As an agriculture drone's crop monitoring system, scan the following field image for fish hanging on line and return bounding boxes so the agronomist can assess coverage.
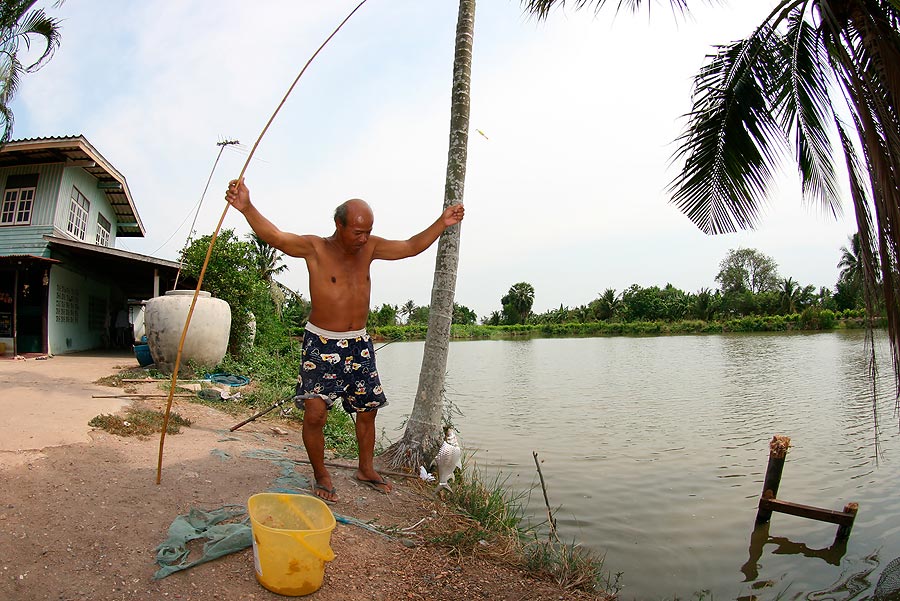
[432,427,462,493]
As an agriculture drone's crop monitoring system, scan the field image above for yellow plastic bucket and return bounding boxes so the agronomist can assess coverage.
[248,493,336,596]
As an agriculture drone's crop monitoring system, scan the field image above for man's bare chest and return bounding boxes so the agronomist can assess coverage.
[310,248,371,287]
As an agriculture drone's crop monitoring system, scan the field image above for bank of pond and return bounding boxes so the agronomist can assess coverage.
[371,308,872,341]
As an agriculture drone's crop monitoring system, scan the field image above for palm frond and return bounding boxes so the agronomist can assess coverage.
[520,0,690,20]
[0,103,13,145]
[835,49,900,388]
[668,25,788,234]
[10,8,60,71]
[0,55,22,105]
[779,10,841,216]
[0,3,60,146]
[852,1,900,115]
[0,2,39,30]
[521,0,605,19]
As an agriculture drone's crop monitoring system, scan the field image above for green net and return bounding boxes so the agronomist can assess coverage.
[153,505,251,580]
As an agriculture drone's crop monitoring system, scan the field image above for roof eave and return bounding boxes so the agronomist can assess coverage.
[2,135,146,237]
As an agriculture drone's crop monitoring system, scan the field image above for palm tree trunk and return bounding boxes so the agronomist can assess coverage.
[384,0,475,469]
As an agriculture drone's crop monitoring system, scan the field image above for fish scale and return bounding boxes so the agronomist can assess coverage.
[433,429,462,491]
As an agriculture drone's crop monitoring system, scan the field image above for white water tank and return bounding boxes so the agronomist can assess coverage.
[144,290,231,373]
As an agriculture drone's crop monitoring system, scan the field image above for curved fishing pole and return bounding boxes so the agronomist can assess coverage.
[156,0,371,484]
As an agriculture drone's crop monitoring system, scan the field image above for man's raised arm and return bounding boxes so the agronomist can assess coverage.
[225,180,313,257]
[373,204,465,261]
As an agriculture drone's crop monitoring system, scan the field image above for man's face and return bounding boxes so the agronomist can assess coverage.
[337,203,374,253]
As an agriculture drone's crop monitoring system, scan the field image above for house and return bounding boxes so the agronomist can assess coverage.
[0,135,182,356]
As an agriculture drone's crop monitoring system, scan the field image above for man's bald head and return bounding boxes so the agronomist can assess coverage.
[334,198,373,226]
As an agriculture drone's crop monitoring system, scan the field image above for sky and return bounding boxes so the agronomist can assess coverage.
[11,0,859,319]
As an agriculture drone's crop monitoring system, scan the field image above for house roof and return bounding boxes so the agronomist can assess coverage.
[44,235,184,299]
[0,135,145,237]
[0,254,60,264]
[44,235,179,269]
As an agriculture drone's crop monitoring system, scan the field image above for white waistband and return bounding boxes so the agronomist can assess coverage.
[305,322,367,339]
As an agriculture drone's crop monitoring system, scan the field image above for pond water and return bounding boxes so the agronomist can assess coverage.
[373,330,900,600]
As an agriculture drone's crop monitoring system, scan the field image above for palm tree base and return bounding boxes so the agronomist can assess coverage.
[382,429,444,471]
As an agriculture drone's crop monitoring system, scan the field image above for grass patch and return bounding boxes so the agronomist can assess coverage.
[322,409,361,458]
[439,459,526,548]
[421,456,615,597]
[88,407,191,437]
[98,361,361,457]
[524,537,620,594]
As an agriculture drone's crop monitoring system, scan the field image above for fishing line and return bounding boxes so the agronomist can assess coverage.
[156,0,371,484]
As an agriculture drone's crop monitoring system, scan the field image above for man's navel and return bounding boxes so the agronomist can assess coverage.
[331,276,337,283]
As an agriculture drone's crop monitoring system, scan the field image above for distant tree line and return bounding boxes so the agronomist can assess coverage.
[185,231,871,341]
[367,300,478,328]
[480,240,869,327]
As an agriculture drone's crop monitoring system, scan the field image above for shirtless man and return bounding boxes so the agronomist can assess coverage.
[225,179,464,503]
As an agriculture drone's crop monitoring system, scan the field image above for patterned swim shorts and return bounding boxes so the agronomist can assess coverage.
[295,323,388,414]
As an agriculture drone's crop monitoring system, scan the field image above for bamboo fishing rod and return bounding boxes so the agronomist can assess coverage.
[156,0,371,484]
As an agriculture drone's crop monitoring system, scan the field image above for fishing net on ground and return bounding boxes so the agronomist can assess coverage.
[152,505,251,580]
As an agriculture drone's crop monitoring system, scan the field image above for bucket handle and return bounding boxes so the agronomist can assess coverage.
[297,533,335,562]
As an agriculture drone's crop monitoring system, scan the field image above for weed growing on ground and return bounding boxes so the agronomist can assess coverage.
[88,407,191,437]
[442,459,526,547]
[323,410,361,457]
[523,537,621,595]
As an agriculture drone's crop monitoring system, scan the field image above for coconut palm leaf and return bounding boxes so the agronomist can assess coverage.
[520,0,689,20]
[0,0,60,144]
[246,233,287,282]
[835,108,880,303]
[779,11,840,215]
[838,234,861,284]
[668,26,787,234]
[0,6,60,72]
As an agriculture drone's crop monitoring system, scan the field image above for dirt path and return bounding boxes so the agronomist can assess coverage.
[0,352,132,463]
[0,353,605,601]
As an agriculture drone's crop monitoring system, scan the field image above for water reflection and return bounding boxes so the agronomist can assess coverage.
[741,522,849,582]
[806,551,881,601]
[374,331,900,600]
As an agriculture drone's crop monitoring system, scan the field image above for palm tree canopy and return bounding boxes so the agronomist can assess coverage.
[246,232,287,282]
[521,0,689,20]
[0,0,61,144]
[838,232,862,285]
[502,282,536,315]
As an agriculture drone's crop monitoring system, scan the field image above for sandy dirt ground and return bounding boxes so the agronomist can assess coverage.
[0,351,604,601]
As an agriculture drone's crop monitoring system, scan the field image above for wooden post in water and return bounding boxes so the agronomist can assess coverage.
[835,502,859,540]
[754,435,859,539]
[755,435,791,526]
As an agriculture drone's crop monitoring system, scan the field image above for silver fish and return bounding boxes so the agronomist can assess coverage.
[433,427,462,492]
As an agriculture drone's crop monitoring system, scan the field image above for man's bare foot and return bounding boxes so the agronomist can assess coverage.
[313,479,339,504]
[354,471,391,494]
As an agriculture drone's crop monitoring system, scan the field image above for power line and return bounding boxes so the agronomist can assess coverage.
[172,139,239,288]
[149,138,241,257]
